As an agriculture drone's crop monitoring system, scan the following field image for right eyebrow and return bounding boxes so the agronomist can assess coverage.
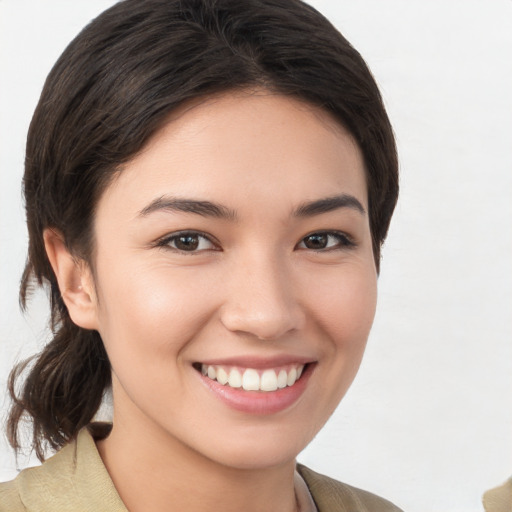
[138,196,238,221]
[293,194,366,217]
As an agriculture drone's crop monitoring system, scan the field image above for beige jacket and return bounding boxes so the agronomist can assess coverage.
[483,478,512,512]
[0,426,403,511]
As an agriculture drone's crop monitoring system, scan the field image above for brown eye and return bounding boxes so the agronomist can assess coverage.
[159,231,216,252]
[298,232,355,251]
[175,234,200,251]
[303,233,329,249]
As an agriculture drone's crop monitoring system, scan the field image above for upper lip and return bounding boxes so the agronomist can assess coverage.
[195,355,316,369]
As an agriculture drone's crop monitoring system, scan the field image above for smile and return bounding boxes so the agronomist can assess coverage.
[200,364,305,392]
[194,359,315,414]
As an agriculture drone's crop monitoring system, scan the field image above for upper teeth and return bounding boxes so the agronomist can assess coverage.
[201,364,304,392]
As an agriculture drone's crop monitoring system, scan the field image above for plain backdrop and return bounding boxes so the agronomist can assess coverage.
[1,1,511,511]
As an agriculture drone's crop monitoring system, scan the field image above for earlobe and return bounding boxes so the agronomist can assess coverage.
[43,228,99,330]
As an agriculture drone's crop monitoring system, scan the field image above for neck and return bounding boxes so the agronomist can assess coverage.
[96,413,298,512]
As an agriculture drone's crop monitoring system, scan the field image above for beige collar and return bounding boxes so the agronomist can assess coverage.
[294,468,319,512]
[17,425,127,511]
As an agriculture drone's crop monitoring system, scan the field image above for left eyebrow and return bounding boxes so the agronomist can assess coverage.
[293,194,366,217]
[138,196,237,220]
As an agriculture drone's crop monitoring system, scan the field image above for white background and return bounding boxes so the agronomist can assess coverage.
[1,1,511,511]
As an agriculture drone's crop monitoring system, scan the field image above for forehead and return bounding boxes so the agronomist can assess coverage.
[97,91,367,220]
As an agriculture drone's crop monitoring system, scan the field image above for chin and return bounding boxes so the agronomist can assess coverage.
[191,423,318,471]
[208,444,302,471]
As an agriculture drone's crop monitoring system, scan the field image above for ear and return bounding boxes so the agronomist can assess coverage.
[43,228,99,330]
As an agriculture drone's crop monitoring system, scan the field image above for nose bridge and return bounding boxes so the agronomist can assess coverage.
[220,248,304,340]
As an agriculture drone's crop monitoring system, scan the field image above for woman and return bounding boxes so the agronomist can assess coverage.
[0,0,400,510]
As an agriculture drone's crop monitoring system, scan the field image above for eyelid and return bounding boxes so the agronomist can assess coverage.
[296,230,357,250]
[155,230,220,252]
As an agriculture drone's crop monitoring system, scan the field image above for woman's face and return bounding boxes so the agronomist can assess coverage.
[88,92,377,469]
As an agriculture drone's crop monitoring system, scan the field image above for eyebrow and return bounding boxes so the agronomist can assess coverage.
[138,196,237,220]
[138,193,365,220]
[294,194,366,217]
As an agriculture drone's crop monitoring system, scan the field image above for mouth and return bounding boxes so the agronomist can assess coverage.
[192,360,314,414]
[194,363,306,392]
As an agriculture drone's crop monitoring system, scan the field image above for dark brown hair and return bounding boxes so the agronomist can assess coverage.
[8,0,398,461]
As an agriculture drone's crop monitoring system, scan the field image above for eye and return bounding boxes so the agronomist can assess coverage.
[158,231,217,252]
[297,231,355,251]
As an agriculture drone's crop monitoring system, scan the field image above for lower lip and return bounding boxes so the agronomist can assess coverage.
[198,364,314,415]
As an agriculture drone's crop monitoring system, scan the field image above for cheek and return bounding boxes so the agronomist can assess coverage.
[306,263,377,349]
[94,262,218,360]
[296,264,377,436]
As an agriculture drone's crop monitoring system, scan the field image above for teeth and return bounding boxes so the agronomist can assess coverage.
[200,364,305,392]
[242,369,260,391]
[217,367,229,385]
[287,368,297,387]
[228,368,242,388]
[260,369,278,392]
[277,369,288,389]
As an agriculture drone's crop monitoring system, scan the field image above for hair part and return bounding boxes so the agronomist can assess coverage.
[8,0,398,460]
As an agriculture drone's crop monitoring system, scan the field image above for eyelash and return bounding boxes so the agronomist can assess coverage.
[296,231,356,251]
[156,231,219,253]
[155,230,356,254]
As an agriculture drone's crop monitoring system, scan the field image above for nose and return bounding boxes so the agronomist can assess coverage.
[219,255,305,341]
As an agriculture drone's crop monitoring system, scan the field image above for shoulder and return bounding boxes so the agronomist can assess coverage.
[0,424,125,512]
[0,478,25,512]
[483,477,512,512]
[297,464,404,512]
[0,441,78,512]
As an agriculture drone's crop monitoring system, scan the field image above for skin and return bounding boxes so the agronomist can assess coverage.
[45,91,377,512]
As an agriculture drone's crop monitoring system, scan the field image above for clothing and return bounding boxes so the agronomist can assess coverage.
[483,477,512,512]
[296,465,402,512]
[0,425,403,511]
